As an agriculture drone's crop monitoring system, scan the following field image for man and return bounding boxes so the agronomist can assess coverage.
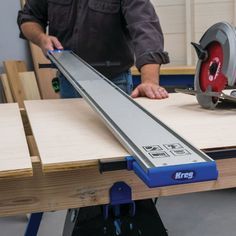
[18,1,169,234]
[18,0,169,99]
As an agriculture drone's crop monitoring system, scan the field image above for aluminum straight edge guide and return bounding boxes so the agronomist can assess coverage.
[48,50,218,188]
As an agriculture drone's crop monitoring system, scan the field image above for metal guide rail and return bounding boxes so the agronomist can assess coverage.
[48,50,218,187]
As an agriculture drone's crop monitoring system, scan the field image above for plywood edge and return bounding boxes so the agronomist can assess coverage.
[42,159,99,173]
[26,135,43,176]
[20,108,32,136]
[41,155,127,173]
[203,146,236,153]
[0,168,33,179]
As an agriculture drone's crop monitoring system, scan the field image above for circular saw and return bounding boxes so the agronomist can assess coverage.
[177,22,236,109]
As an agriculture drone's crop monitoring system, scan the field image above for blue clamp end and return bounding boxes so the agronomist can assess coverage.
[126,156,218,188]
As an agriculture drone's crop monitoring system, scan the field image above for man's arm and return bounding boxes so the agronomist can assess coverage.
[121,0,170,99]
[131,64,168,99]
[18,0,63,55]
[21,22,63,55]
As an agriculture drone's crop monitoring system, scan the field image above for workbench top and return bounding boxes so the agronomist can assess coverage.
[0,92,236,216]
[24,93,236,172]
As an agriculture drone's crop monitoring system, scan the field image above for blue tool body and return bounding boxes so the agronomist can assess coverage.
[127,156,218,188]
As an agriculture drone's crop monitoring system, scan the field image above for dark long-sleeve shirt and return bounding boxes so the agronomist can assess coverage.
[18,0,169,78]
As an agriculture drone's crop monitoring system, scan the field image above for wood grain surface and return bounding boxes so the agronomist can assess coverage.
[0,157,235,217]
[19,72,41,100]
[0,74,14,103]
[25,92,236,172]
[3,61,26,108]
[0,93,235,216]
[29,43,59,99]
[24,99,128,172]
[0,103,32,178]
[136,92,236,150]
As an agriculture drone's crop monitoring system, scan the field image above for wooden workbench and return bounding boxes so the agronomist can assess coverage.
[131,66,196,76]
[131,66,196,89]
[1,93,236,217]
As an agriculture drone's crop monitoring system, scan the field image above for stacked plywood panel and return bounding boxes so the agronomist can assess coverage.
[1,61,41,108]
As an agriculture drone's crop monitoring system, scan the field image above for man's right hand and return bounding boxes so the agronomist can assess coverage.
[38,34,64,56]
[21,22,64,56]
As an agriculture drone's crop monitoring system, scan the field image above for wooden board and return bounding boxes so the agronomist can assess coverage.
[131,66,196,76]
[0,131,235,217]
[29,43,59,99]
[3,61,26,108]
[25,92,236,172]
[0,103,32,178]
[1,71,41,103]
[1,93,236,216]
[24,99,128,172]
[20,0,26,8]
[0,74,14,103]
[1,157,236,217]
[0,132,235,217]
[19,72,41,100]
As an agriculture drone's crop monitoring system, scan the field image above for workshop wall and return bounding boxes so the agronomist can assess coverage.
[152,0,236,66]
[0,0,32,74]
[0,0,235,77]
[0,0,32,102]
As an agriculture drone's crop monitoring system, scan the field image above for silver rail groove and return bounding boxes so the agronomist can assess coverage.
[48,50,215,172]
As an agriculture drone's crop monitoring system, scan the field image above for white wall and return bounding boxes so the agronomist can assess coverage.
[0,0,32,102]
[0,0,32,74]
[151,0,236,66]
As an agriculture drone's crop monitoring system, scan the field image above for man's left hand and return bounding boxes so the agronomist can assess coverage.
[131,82,168,99]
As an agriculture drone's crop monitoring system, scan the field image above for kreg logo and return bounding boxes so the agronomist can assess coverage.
[173,171,195,181]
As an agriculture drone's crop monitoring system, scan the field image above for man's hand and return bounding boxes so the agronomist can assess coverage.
[21,22,63,56]
[131,64,169,99]
[131,82,168,99]
[38,34,63,55]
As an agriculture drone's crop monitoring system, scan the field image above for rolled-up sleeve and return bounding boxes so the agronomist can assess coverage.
[121,0,169,69]
[17,0,48,38]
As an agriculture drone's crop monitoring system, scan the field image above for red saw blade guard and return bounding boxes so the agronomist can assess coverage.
[199,42,228,92]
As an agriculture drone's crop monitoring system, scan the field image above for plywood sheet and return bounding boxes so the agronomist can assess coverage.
[25,93,236,172]
[0,103,32,178]
[136,92,236,150]
[24,99,128,171]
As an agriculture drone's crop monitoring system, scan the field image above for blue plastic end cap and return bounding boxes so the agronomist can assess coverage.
[126,156,218,188]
